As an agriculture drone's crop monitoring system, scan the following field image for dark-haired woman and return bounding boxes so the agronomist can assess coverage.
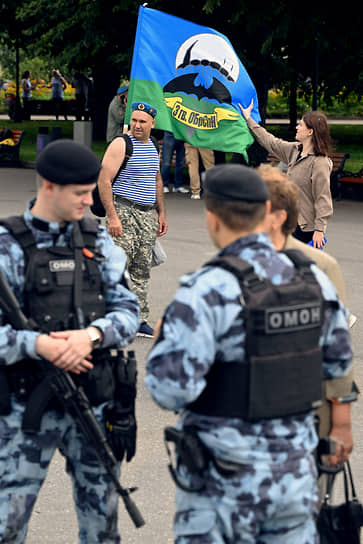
[240,101,333,249]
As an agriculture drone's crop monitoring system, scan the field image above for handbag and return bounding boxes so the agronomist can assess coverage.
[151,239,167,267]
[317,461,363,544]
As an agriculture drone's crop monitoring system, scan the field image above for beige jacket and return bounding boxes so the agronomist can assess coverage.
[284,234,354,435]
[247,118,333,233]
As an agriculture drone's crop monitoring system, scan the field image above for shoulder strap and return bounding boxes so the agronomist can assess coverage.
[282,248,314,268]
[150,135,160,153]
[79,217,99,250]
[0,216,36,263]
[112,133,133,184]
[205,255,268,291]
[72,221,86,328]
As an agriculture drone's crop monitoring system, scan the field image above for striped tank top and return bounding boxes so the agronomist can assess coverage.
[112,135,159,206]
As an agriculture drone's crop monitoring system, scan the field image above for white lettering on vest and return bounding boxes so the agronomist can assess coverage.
[266,304,321,333]
[49,260,75,272]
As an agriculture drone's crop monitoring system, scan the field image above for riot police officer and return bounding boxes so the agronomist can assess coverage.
[145,164,353,543]
[0,140,139,543]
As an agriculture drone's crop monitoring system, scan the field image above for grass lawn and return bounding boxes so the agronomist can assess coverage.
[0,119,362,172]
[0,120,108,162]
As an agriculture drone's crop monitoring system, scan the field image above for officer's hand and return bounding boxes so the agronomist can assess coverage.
[36,334,67,362]
[47,330,94,373]
[108,215,123,238]
[326,402,353,466]
[327,424,353,466]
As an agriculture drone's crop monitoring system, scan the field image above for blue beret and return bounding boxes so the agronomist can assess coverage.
[131,102,157,118]
[117,86,128,95]
[36,140,101,185]
[203,164,269,202]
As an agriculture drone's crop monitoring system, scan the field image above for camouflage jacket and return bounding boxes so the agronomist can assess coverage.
[146,233,353,464]
[0,205,139,366]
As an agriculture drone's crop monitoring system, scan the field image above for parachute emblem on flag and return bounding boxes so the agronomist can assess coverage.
[163,33,240,135]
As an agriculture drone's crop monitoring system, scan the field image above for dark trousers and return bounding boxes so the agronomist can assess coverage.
[293,225,314,244]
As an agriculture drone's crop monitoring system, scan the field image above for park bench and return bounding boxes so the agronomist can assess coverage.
[0,128,25,164]
[333,166,363,199]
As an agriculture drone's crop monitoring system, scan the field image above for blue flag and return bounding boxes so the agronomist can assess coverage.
[126,6,261,158]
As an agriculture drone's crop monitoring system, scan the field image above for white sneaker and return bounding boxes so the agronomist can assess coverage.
[173,186,189,193]
[348,313,358,329]
[191,194,200,199]
[163,186,169,193]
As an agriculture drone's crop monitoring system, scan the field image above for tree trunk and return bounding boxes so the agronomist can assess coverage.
[13,36,23,122]
[92,64,121,141]
[289,73,298,130]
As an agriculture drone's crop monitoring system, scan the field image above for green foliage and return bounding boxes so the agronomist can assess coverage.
[0,50,53,82]
[1,0,362,135]
[267,89,363,118]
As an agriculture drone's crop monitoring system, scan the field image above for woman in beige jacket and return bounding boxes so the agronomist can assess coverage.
[240,101,333,249]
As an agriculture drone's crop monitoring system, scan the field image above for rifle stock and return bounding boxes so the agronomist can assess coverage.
[0,268,145,528]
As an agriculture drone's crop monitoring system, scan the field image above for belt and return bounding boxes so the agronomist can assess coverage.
[114,194,156,212]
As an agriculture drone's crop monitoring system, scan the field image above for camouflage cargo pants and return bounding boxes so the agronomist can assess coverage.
[0,398,120,544]
[110,198,158,323]
[174,454,318,543]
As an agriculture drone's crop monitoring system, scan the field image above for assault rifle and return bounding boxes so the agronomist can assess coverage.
[0,268,145,528]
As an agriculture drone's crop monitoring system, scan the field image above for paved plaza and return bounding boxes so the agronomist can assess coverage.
[0,166,362,543]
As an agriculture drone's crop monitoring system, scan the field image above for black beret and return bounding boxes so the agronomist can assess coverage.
[203,164,269,202]
[36,139,101,185]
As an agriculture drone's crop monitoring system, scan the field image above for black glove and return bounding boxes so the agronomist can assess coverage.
[104,402,137,462]
[114,350,137,406]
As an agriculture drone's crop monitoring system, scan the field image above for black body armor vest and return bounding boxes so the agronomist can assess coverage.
[1,215,105,331]
[189,250,327,421]
[1,216,114,406]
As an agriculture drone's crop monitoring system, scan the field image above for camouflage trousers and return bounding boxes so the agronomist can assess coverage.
[110,198,158,322]
[0,397,120,544]
[173,454,318,543]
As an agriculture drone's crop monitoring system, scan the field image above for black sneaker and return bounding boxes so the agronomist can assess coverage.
[137,322,154,338]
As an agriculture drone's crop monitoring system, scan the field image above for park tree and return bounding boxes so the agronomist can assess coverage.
[2,0,361,134]
[0,0,28,120]
[200,1,362,127]
[16,0,140,137]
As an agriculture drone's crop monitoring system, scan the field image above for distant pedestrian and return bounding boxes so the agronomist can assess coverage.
[45,70,68,121]
[106,86,128,143]
[21,70,34,120]
[71,71,88,121]
[184,143,214,199]
[161,131,188,194]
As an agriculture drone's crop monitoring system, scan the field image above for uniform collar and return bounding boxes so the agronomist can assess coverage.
[24,201,71,235]
[219,232,273,257]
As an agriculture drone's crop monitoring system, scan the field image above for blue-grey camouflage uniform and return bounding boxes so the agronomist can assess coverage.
[145,233,353,544]
[0,206,139,544]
